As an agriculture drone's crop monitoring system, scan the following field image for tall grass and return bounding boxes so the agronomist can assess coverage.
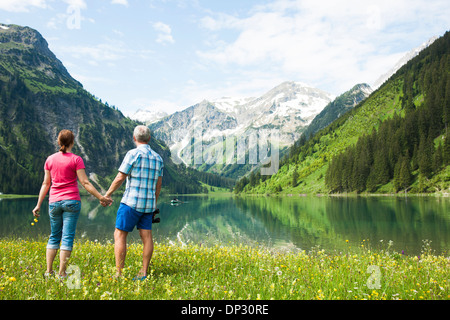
[0,238,448,300]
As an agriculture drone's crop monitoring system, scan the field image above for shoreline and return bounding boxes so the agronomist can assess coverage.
[235,190,450,198]
[0,194,38,199]
[2,191,449,199]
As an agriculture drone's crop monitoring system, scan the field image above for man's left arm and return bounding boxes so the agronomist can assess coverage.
[155,176,162,204]
[105,171,128,199]
[105,150,133,200]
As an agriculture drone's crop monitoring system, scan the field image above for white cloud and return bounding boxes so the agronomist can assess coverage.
[152,21,175,44]
[52,37,136,71]
[153,21,171,34]
[58,42,126,63]
[196,0,450,95]
[63,0,87,10]
[45,0,88,30]
[0,0,87,13]
[199,13,243,31]
[46,13,65,29]
[111,0,128,6]
[71,73,116,87]
[128,98,180,117]
[0,0,48,12]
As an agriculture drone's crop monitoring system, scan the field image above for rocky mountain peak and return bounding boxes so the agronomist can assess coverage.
[1,24,50,53]
[371,36,438,90]
[0,23,78,88]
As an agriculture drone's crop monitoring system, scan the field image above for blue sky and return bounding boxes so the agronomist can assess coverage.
[1,0,449,116]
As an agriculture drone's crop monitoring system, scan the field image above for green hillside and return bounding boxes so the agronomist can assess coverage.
[237,31,449,195]
[301,83,372,141]
[0,24,232,195]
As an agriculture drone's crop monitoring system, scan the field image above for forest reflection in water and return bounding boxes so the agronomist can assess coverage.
[0,195,448,255]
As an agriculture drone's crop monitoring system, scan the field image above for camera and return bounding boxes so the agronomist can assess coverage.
[152,208,160,223]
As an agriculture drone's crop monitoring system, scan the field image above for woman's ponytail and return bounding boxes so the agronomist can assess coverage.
[57,130,75,154]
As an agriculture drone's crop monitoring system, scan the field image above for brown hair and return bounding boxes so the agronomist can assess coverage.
[58,129,75,153]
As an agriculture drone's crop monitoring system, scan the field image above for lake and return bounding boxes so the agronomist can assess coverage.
[0,195,449,256]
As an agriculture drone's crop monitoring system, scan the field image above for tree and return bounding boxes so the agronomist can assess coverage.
[394,155,412,193]
[443,76,450,129]
[433,143,443,173]
[249,171,257,187]
[371,144,391,186]
[292,168,299,187]
[365,168,378,193]
[353,137,372,193]
[234,176,249,193]
[418,134,433,179]
[444,130,450,165]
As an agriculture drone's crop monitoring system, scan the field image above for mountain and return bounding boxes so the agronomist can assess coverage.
[229,81,335,137]
[237,31,450,195]
[372,36,438,90]
[0,23,228,195]
[301,83,372,141]
[131,108,168,124]
[149,81,334,178]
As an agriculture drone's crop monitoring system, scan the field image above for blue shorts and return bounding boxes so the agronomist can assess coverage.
[115,203,153,232]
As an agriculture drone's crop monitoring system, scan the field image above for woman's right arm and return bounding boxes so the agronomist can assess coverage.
[76,169,112,206]
[32,170,51,217]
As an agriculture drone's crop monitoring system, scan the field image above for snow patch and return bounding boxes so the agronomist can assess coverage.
[130,108,168,124]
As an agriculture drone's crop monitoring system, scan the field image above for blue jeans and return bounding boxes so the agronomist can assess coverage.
[47,200,81,251]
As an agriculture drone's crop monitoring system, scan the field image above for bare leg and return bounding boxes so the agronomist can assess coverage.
[59,249,72,276]
[138,229,153,277]
[46,248,58,274]
[114,228,128,277]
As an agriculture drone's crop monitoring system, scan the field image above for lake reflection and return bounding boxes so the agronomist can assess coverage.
[0,195,449,255]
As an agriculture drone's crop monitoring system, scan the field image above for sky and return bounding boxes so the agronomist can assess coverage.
[0,0,449,116]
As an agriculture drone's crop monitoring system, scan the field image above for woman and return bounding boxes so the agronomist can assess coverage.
[32,129,111,277]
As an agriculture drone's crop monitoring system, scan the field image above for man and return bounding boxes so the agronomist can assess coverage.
[104,125,163,279]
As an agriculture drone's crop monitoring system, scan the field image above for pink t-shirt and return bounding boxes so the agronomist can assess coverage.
[44,152,85,203]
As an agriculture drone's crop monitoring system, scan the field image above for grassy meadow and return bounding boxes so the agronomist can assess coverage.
[0,237,448,300]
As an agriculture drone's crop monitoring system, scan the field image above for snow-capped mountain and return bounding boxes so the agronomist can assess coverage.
[238,81,335,131]
[149,81,335,170]
[211,96,255,113]
[130,108,168,124]
[372,36,438,90]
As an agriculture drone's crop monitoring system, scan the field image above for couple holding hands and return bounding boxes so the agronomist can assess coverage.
[32,125,163,280]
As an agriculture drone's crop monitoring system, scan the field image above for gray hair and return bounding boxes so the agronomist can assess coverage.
[133,125,151,143]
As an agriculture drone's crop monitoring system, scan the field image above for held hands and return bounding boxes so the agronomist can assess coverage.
[100,195,113,207]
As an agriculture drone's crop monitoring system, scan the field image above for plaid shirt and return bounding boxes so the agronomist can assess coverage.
[119,144,164,213]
